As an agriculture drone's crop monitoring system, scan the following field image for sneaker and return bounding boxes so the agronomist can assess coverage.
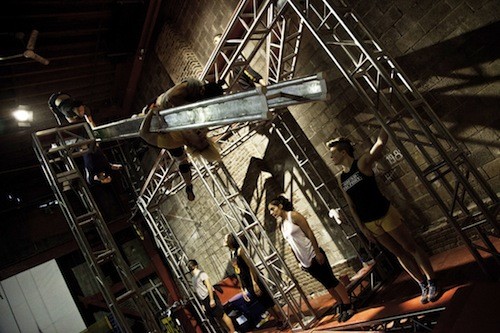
[427,280,441,302]
[255,313,270,328]
[344,305,356,322]
[337,304,345,322]
[338,303,355,322]
[419,280,429,304]
[275,320,288,331]
[186,184,195,201]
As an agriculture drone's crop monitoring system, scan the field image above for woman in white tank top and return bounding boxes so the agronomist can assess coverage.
[268,195,355,322]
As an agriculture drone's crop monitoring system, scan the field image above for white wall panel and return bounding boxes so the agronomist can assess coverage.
[0,260,86,333]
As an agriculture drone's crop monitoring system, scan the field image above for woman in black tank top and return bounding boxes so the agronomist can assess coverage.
[224,233,287,329]
[327,132,440,304]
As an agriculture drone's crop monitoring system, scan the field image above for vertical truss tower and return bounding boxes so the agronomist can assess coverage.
[32,124,161,333]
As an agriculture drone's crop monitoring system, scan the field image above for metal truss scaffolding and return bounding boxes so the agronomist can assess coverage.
[206,0,499,278]
[135,0,498,330]
[32,123,161,333]
[205,0,393,308]
[271,112,394,302]
[136,127,318,330]
[284,0,499,277]
[330,306,445,332]
[137,149,219,333]
[107,139,146,199]
[266,7,304,83]
[191,157,317,330]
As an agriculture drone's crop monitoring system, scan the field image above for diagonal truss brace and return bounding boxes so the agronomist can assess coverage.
[190,157,318,330]
[136,202,219,333]
[284,0,499,277]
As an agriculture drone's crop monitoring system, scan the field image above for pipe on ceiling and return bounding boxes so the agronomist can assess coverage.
[122,0,162,115]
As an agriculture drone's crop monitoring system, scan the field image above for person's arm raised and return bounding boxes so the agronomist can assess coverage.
[359,128,388,173]
[139,108,159,146]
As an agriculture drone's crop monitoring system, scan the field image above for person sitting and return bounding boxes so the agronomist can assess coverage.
[139,78,224,201]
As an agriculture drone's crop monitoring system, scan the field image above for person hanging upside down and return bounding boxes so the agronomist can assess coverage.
[139,78,224,201]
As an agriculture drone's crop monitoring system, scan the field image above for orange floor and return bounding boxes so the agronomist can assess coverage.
[252,239,499,333]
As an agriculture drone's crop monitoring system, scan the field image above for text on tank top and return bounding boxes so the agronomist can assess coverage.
[340,160,390,222]
[281,211,316,268]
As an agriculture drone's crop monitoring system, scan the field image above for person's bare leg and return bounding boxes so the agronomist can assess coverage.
[221,313,236,333]
[333,283,350,304]
[175,153,195,201]
[375,232,425,283]
[388,224,440,303]
[327,287,342,304]
[271,304,285,320]
[269,304,286,323]
[329,283,354,322]
[388,224,436,280]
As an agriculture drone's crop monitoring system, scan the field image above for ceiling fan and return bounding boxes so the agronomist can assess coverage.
[0,30,49,65]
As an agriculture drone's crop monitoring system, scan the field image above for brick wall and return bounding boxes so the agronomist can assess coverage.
[139,0,499,295]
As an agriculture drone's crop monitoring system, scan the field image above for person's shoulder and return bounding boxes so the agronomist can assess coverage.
[357,151,376,175]
[290,210,304,221]
[237,247,248,259]
[358,150,370,161]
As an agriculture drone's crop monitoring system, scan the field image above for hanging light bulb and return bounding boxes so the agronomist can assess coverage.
[13,106,33,127]
[13,109,33,122]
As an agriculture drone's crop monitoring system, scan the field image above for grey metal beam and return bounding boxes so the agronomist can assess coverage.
[92,73,327,141]
[94,87,269,141]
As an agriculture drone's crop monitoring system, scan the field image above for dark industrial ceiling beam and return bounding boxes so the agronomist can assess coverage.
[122,0,162,114]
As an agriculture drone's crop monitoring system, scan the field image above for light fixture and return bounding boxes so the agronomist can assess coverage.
[12,106,33,127]
[13,109,33,122]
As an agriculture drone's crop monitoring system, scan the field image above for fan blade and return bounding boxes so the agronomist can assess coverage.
[23,50,49,65]
[26,30,39,50]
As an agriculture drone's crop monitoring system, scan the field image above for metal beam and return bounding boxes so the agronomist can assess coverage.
[93,73,327,141]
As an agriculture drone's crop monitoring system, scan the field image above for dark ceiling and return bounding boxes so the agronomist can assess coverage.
[0,0,158,211]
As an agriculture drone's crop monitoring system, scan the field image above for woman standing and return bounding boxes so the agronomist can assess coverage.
[224,233,287,330]
[326,129,439,304]
[267,196,355,322]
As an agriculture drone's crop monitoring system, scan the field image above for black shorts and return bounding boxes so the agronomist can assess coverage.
[168,146,185,158]
[302,248,340,290]
[201,294,225,320]
[247,279,275,310]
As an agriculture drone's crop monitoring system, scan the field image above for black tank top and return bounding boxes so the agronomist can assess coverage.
[232,250,252,291]
[341,160,390,222]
